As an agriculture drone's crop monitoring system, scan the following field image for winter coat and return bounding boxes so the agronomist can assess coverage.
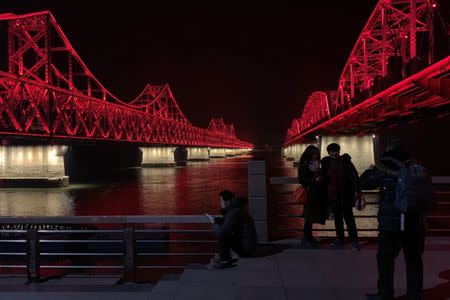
[321,154,359,209]
[359,153,426,232]
[298,161,328,225]
[213,198,257,256]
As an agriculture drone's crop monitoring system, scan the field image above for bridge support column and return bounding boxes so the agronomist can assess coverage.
[320,135,375,174]
[284,144,309,162]
[0,145,68,187]
[225,148,236,157]
[248,160,267,243]
[209,148,226,158]
[140,147,176,167]
[283,145,294,161]
[234,148,245,156]
[187,147,210,161]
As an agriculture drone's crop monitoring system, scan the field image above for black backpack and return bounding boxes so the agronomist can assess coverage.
[240,216,257,256]
[384,157,432,214]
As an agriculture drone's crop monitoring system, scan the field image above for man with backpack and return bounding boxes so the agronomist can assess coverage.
[360,141,432,300]
[205,189,257,269]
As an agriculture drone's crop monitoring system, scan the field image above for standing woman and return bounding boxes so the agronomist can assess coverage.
[298,145,327,248]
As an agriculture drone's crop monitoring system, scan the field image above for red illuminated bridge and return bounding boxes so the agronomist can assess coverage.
[0,11,252,149]
[285,0,449,154]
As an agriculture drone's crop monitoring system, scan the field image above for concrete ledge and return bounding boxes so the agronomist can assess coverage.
[270,177,298,185]
[141,163,176,167]
[271,175,450,186]
[432,177,450,184]
[186,158,210,161]
[0,176,69,188]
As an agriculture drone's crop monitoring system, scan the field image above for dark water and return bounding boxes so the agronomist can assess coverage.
[0,152,379,238]
[0,152,446,282]
[0,153,290,281]
[0,156,253,217]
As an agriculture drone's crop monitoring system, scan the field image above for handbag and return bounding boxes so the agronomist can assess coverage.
[292,185,308,204]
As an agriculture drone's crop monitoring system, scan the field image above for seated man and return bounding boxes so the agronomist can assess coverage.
[206,189,257,269]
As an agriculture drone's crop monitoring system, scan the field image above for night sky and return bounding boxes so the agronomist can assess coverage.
[1,1,379,146]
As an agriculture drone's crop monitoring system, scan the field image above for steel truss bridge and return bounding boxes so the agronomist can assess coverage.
[285,0,449,146]
[0,11,252,149]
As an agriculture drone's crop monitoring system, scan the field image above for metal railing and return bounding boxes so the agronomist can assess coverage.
[269,176,379,238]
[269,176,450,238]
[0,215,216,282]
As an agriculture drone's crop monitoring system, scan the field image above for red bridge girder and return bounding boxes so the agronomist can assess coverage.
[0,11,252,149]
[285,0,449,146]
[285,56,450,146]
[0,71,251,148]
[208,118,236,138]
[128,84,192,126]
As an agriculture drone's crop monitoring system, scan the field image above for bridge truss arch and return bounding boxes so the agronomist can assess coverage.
[0,11,252,149]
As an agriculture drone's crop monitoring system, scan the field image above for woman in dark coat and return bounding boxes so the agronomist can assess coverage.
[297,145,328,247]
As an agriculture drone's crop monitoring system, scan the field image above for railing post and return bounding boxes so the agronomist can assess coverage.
[26,228,40,282]
[123,225,136,282]
[248,160,268,243]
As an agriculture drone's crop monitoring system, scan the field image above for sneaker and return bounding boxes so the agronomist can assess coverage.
[352,241,360,251]
[310,237,320,246]
[365,292,383,300]
[330,239,344,249]
[211,254,238,264]
[302,237,320,249]
[207,259,235,270]
[300,238,314,249]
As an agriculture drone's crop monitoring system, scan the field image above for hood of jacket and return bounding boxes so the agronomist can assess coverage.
[375,149,411,176]
[221,197,243,215]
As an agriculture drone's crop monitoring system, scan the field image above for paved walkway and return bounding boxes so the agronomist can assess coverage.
[150,238,450,300]
[1,238,450,299]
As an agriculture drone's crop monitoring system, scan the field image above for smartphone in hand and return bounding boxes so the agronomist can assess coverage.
[204,213,214,223]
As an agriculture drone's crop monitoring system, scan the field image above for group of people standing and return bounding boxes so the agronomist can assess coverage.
[298,142,361,251]
[298,141,428,300]
[207,140,427,299]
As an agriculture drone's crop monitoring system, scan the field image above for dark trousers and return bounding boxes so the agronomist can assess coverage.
[303,222,313,241]
[331,204,358,241]
[377,230,424,300]
[218,234,242,261]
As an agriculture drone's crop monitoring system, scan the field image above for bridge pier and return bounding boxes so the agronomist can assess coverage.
[283,144,310,162]
[0,145,68,187]
[187,147,210,161]
[64,144,141,181]
[140,147,176,167]
[225,149,236,157]
[233,148,245,156]
[209,148,226,158]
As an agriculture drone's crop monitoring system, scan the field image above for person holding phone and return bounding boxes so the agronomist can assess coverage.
[297,145,328,248]
[206,189,257,269]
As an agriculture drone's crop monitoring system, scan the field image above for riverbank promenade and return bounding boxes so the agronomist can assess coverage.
[1,237,450,300]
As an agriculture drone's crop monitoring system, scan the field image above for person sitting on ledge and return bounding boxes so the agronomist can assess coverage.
[206,189,257,269]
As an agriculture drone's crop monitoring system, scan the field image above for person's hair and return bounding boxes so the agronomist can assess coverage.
[326,143,340,153]
[299,145,320,166]
[383,138,411,162]
[219,189,234,201]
